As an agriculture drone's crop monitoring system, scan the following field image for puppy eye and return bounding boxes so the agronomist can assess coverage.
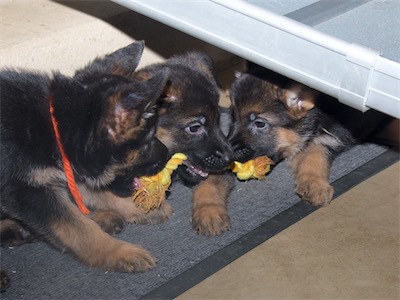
[254,120,266,128]
[185,123,205,135]
[187,124,201,133]
[249,118,269,133]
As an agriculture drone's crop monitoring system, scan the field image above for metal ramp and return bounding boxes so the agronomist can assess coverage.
[112,0,400,118]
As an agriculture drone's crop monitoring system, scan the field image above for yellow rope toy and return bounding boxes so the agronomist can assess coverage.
[230,156,273,181]
[132,153,272,212]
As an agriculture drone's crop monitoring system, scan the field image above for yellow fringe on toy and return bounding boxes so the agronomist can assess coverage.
[230,156,273,180]
[132,153,187,212]
[132,153,272,212]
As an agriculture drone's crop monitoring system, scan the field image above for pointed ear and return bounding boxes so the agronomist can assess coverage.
[282,82,318,119]
[135,68,180,115]
[173,51,216,80]
[75,41,145,78]
[101,68,170,145]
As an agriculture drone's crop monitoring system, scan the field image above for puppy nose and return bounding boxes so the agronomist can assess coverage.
[233,144,254,162]
[215,150,232,164]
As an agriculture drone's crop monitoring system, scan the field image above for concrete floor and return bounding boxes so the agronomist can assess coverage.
[1,1,399,299]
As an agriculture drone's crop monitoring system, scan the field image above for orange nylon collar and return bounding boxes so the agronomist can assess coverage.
[49,96,90,215]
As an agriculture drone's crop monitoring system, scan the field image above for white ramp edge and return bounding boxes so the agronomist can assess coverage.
[113,0,400,118]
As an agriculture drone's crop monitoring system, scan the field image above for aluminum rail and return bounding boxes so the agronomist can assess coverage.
[112,0,400,118]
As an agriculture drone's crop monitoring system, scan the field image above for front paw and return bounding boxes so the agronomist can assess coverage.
[0,269,10,292]
[106,242,157,273]
[140,202,173,225]
[90,210,126,235]
[296,177,334,206]
[0,219,37,246]
[192,205,230,236]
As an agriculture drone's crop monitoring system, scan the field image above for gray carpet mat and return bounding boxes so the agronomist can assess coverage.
[1,143,397,299]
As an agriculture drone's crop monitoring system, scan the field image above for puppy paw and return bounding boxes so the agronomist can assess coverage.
[106,242,156,273]
[0,219,36,246]
[90,210,126,235]
[192,205,231,236]
[0,269,10,293]
[132,202,173,225]
[296,178,334,206]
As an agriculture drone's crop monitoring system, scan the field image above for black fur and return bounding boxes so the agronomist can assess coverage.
[1,42,173,286]
[133,51,234,186]
[228,66,392,206]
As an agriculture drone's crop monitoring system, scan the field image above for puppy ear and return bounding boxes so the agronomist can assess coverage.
[75,41,145,79]
[234,71,243,79]
[102,68,170,145]
[282,82,318,119]
[172,51,216,80]
[134,68,179,115]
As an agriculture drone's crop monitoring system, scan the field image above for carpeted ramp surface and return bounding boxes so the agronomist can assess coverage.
[1,143,397,299]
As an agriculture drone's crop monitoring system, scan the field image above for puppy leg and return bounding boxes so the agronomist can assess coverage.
[0,219,37,247]
[10,185,156,272]
[192,174,234,236]
[52,210,156,272]
[90,200,173,235]
[290,143,334,206]
[0,269,10,293]
[81,186,172,231]
[89,210,126,235]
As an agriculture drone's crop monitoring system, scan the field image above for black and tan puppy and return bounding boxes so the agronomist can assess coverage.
[126,51,235,236]
[229,68,392,206]
[0,41,171,281]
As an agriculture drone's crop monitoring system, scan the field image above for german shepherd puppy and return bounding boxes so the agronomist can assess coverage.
[0,41,171,283]
[228,67,392,206]
[108,51,235,236]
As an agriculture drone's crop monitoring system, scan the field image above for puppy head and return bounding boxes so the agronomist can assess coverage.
[135,51,234,185]
[54,43,169,188]
[229,73,318,163]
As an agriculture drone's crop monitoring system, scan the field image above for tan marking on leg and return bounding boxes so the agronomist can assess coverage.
[290,143,333,206]
[51,199,156,272]
[192,174,233,236]
[79,184,172,225]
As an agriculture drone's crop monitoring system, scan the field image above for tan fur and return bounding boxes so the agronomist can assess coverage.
[134,70,153,81]
[191,175,232,236]
[282,83,317,119]
[107,95,142,144]
[51,197,156,272]
[156,127,177,150]
[162,82,182,101]
[28,167,66,186]
[125,149,140,166]
[78,184,172,227]
[0,219,33,246]
[110,64,135,78]
[192,60,213,79]
[276,128,302,158]
[290,143,333,206]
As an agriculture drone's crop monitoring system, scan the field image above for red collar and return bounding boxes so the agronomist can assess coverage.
[49,96,90,215]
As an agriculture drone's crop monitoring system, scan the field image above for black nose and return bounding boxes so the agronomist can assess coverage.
[233,143,254,162]
[205,150,233,170]
[215,150,231,164]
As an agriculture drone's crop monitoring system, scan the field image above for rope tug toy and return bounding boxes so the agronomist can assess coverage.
[132,153,272,212]
[230,156,273,181]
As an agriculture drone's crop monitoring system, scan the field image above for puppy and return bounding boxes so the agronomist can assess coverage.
[228,67,392,206]
[0,41,171,282]
[113,51,235,236]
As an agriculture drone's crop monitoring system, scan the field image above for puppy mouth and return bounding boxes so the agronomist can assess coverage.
[181,160,209,179]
